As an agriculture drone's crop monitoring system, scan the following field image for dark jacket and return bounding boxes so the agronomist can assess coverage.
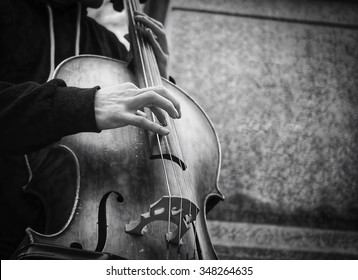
[0,0,128,259]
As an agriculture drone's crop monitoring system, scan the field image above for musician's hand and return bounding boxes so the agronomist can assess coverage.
[94,83,181,135]
[134,11,169,79]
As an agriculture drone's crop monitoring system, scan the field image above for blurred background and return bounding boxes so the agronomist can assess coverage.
[89,0,358,259]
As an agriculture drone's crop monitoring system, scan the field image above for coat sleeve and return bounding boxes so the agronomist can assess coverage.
[0,78,101,154]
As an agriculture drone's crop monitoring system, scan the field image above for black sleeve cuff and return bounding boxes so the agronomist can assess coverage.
[51,80,101,138]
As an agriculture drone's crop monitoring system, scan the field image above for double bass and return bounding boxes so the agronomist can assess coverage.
[17,0,223,260]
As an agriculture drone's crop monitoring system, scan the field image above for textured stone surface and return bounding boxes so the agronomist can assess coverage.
[167,0,358,231]
[207,220,358,259]
[171,0,358,26]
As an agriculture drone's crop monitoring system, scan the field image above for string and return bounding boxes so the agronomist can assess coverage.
[133,0,187,258]
[143,42,187,256]
[132,0,200,259]
[133,11,197,218]
[143,36,187,257]
[127,0,175,258]
[129,0,174,197]
[133,0,177,258]
[126,0,199,259]
[143,31,201,259]
[140,22,200,258]
[135,5,190,256]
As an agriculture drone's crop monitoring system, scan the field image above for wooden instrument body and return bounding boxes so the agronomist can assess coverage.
[25,55,223,259]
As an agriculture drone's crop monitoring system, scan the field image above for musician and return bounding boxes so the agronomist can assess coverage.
[0,0,180,259]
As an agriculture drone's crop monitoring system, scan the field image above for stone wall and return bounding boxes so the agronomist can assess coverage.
[165,0,358,259]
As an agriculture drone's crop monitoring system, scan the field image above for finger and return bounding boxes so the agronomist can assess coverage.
[137,25,158,40]
[138,26,165,58]
[135,110,147,118]
[136,26,169,78]
[135,15,166,43]
[150,107,167,126]
[136,23,168,55]
[104,82,138,92]
[134,11,164,29]
[129,91,179,119]
[136,107,167,127]
[119,82,138,91]
[128,115,170,135]
[137,87,181,117]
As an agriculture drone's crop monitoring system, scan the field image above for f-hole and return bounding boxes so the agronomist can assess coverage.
[147,116,187,171]
[150,154,187,170]
[149,133,187,170]
[95,191,124,252]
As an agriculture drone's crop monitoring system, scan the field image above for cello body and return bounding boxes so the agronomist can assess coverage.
[23,55,223,259]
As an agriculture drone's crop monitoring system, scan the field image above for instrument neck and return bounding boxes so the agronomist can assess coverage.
[125,0,162,88]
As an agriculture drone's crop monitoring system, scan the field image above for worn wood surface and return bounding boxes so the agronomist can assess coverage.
[26,55,222,259]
